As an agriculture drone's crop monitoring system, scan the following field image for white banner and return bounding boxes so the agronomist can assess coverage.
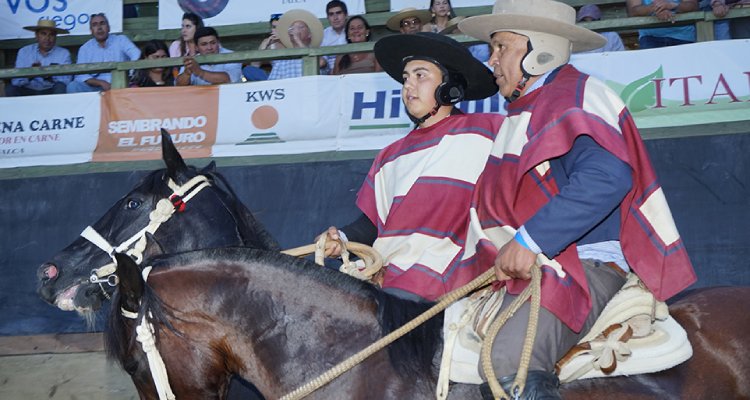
[0,40,748,169]
[158,0,366,30]
[213,76,341,157]
[0,0,123,40]
[0,92,100,167]
[570,39,750,128]
[390,0,492,12]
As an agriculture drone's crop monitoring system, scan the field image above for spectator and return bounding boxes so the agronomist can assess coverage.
[576,4,626,52]
[332,16,382,74]
[267,9,324,80]
[626,0,699,48]
[386,8,432,34]
[422,0,457,33]
[176,27,242,86]
[129,40,174,87]
[321,0,349,74]
[440,16,490,62]
[6,20,71,97]
[67,13,140,93]
[169,12,204,57]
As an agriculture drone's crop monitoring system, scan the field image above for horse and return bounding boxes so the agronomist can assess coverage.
[38,131,750,399]
[109,248,750,400]
[37,129,280,316]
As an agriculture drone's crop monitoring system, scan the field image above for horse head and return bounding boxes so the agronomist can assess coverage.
[37,129,279,315]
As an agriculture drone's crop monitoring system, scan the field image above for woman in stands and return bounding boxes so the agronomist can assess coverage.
[130,40,174,87]
[168,12,204,57]
[421,0,456,33]
[332,16,382,75]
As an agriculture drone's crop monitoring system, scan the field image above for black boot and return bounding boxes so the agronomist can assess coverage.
[480,370,560,400]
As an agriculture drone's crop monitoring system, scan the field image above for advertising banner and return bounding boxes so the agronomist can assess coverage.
[571,39,750,129]
[213,75,340,157]
[0,0,123,40]
[390,0,492,12]
[95,86,219,162]
[0,92,99,167]
[158,0,366,29]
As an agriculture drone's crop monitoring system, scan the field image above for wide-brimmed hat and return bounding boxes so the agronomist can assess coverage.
[459,0,605,52]
[439,16,466,34]
[374,32,498,101]
[386,8,432,31]
[276,9,324,48]
[23,19,69,34]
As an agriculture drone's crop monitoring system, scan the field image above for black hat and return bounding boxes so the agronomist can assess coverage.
[374,32,498,101]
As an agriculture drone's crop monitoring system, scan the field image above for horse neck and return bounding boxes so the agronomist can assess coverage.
[143,251,437,398]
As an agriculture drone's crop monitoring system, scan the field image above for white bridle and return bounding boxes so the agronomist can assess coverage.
[81,175,211,289]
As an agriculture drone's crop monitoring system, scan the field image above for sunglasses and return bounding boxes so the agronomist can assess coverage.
[400,18,421,27]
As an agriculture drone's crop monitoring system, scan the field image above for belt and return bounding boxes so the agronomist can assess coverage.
[604,262,628,279]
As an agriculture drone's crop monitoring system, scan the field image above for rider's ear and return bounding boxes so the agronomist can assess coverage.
[161,129,188,183]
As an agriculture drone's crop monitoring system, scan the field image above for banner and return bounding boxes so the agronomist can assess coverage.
[95,86,219,162]
[0,40,748,169]
[570,39,750,129]
[158,0,366,29]
[213,76,340,157]
[0,0,123,40]
[0,92,99,167]
[390,0,492,12]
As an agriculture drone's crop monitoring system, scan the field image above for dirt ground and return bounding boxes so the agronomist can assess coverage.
[0,333,137,399]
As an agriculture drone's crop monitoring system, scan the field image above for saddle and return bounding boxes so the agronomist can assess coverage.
[439,273,693,388]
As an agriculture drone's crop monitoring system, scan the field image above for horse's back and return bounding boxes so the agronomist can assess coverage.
[561,286,750,399]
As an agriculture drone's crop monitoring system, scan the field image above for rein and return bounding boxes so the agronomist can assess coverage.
[279,242,543,400]
[81,175,211,292]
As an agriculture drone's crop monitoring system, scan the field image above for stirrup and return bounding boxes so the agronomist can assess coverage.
[480,371,561,400]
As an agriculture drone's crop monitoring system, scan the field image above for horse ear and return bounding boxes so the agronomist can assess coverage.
[161,129,188,182]
[114,253,144,311]
[201,161,217,174]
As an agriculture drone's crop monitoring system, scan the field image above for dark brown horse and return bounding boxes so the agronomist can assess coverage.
[39,131,750,399]
[109,248,750,400]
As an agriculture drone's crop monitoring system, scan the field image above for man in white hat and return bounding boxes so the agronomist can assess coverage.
[459,0,695,397]
[267,9,325,80]
[386,8,432,34]
[6,19,71,96]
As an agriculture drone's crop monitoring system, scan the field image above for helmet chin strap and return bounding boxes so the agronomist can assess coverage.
[408,102,442,126]
[505,73,531,103]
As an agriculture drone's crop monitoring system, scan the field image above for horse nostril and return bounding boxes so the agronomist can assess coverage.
[39,263,59,281]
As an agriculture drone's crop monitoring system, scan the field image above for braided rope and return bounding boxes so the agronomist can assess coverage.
[279,268,497,400]
[481,265,542,400]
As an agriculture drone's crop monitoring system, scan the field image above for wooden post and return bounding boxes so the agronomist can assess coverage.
[696,20,715,42]
[111,70,128,89]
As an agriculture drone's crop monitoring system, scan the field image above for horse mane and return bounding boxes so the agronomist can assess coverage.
[131,167,281,251]
[121,248,441,382]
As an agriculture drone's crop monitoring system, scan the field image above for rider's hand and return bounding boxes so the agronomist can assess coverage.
[493,239,536,281]
[316,226,344,258]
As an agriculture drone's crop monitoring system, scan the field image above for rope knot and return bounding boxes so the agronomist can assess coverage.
[150,199,176,223]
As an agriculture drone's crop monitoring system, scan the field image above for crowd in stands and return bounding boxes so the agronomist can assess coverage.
[4,0,749,97]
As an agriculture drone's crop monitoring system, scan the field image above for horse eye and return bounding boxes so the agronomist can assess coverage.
[126,199,142,210]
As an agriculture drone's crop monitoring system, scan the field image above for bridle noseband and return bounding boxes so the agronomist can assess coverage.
[80,175,211,296]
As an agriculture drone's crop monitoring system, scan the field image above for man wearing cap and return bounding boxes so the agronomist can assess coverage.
[6,20,71,96]
[320,32,505,304]
[176,26,242,86]
[267,9,324,80]
[67,13,140,93]
[386,8,432,34]
[459,0,695,397]
[575,4,625,53]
